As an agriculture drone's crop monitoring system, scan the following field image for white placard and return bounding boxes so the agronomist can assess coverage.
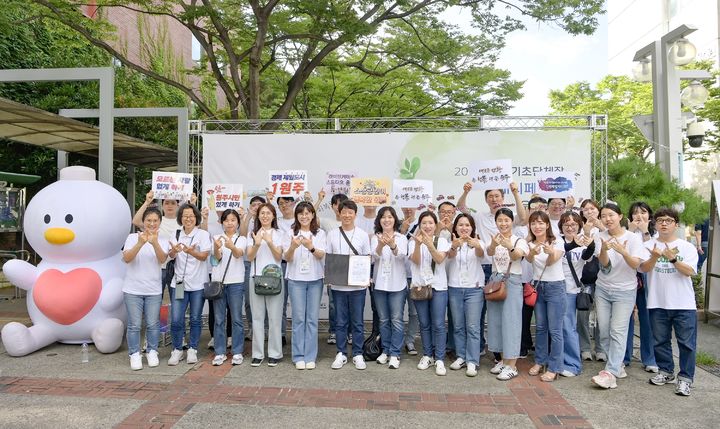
[393,179,433,209]
[204,184,244,210]
[348,255,372,287]
[268,170,307,197]
[151,171,193,200]
[534,171,578,198]
[468,159,512,191]
[323,171,357,195]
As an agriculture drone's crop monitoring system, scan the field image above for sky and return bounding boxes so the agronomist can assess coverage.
[443,7,609,116]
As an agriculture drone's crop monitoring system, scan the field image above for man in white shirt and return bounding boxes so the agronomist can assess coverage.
[326,200,371,370]
[275,195,296,346]
[639,207,698,396]
[320,193,349,345]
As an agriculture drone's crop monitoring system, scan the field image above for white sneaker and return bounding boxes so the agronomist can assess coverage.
[417,355,434,370]
[435,360,447,376]
[295,361,306,370]
[207,337,214,349]
[168,349,184,366]
[581,351,593,361]
[591,370,617,389]
[353,355,367,370]
[146,350,159,368]
[466,362,478,377]
[389,356,400,369]
[212,354,227,366]
[376,353,388,364]
[617,365,627,379]
[187,348,198,364]
[595,352,607,362]
[449,357,466,370]
[490,360,505,375]
[331,352,347,369]
[644,365,659,373]
[306,362,316,370]
[496,366,518,381]
[130,352,142,370]
[560,370,577,377]
[232,354,244,365]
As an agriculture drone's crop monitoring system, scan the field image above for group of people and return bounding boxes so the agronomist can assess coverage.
[120,182,700,396]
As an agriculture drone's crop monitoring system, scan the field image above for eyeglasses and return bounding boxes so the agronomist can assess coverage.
[655,218,676,225]
[182,215,196,219]
[439,210,455,215]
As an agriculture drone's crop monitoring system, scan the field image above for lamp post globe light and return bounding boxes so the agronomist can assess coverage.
[632,25,713,181]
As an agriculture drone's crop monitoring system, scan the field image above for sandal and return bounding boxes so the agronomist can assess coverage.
[528,364,543,376]
[541,371,558,382]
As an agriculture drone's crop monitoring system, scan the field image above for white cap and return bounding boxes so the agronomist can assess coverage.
[59,166,96,181]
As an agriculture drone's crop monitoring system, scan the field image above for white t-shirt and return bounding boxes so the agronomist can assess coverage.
[473,210,523,265]
[595,229,649,291]
[211,233,247,284]
[356,216,377,239]
[408,237,451,290]
[122,233,170,295]
[562,242,587,294]
[277,217,295,236]
[447,242,486,288]
[170,227,212,292]
[207,222,224,274]
[371,233,408,292]
[285,229,327,281]
[528,240,565,281]
[158,216,180,268]
[319,217,341,233]
[326,226,371,291]
[247,228,286,276]
[490,235,529,275]
[644,238,698,310]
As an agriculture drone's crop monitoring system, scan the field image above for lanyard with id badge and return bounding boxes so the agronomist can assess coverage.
[458,245,474,287]
[298,235,313,275]
[174,234,194,300]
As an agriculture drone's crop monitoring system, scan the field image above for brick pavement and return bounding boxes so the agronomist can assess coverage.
[0,356,590,429]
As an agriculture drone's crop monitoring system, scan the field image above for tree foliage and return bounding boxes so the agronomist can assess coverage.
[28,0,604,126]
[607,156,708,225]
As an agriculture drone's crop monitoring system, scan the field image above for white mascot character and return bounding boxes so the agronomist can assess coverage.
[2,166,130,356]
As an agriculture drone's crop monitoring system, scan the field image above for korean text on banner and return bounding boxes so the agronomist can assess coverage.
[269,170,307,197]
[393,179,433,209]
[468,159,512,191]
[350,178,390,206]
[535,171,577,199]
[152,171,193,201]
[323,171,357,196]
[205,184,244,210]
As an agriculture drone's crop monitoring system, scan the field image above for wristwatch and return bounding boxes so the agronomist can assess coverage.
[669,257,678,264]
[310,248,316,254]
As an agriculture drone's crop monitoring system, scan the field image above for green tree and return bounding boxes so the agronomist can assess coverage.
[0,2,188,199]
[549,66,718,161]
[607,156,708,225]
[29,0,604,125]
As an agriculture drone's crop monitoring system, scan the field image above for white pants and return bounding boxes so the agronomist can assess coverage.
[249,277,284,360]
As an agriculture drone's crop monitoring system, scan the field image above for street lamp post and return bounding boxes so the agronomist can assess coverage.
[633,25,711,181]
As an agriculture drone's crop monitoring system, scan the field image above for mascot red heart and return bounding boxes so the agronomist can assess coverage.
[33,268,102,325]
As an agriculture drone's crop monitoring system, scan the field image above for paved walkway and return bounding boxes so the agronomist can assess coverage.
[1,295,720,428]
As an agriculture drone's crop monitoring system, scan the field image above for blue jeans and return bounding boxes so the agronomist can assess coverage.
[534,280,567,373]
[213,282,246,356]
[481,264,493,350]
[244,260,253,332]
[625,278,656,367]
[281,261,288,338]
[414,289,448,361]
[563,293,582,375]
[374,289,407,358]
[595,285,636,377]
[578,283,604,355]
[448,287,483,365]
[288,279,323,363]
[404,279,419,345]
[650,308,697,382]
[124,293,162,355]
[169,287,204,350]
[334,289,365,357]
[698,244,707,272]
[327,286,336,334]
[487,274,523,359]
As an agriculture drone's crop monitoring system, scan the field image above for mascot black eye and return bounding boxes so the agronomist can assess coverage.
[44,214,51,224]
[65,214,74,224]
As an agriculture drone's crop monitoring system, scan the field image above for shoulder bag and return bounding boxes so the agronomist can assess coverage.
[410,236,438,301]
[203,235,239,300]
[485,238,520,302]
[567,252,593,311]
[162,229,182,286]
[324,227,371,287]
[524,257,547,307]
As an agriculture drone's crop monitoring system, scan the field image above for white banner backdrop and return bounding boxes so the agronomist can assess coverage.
[203,130,592,320]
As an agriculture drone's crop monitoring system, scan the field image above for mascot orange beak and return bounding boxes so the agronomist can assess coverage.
[45,227,75,245]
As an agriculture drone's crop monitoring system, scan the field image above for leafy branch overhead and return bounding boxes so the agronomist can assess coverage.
[27,0,603,126]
